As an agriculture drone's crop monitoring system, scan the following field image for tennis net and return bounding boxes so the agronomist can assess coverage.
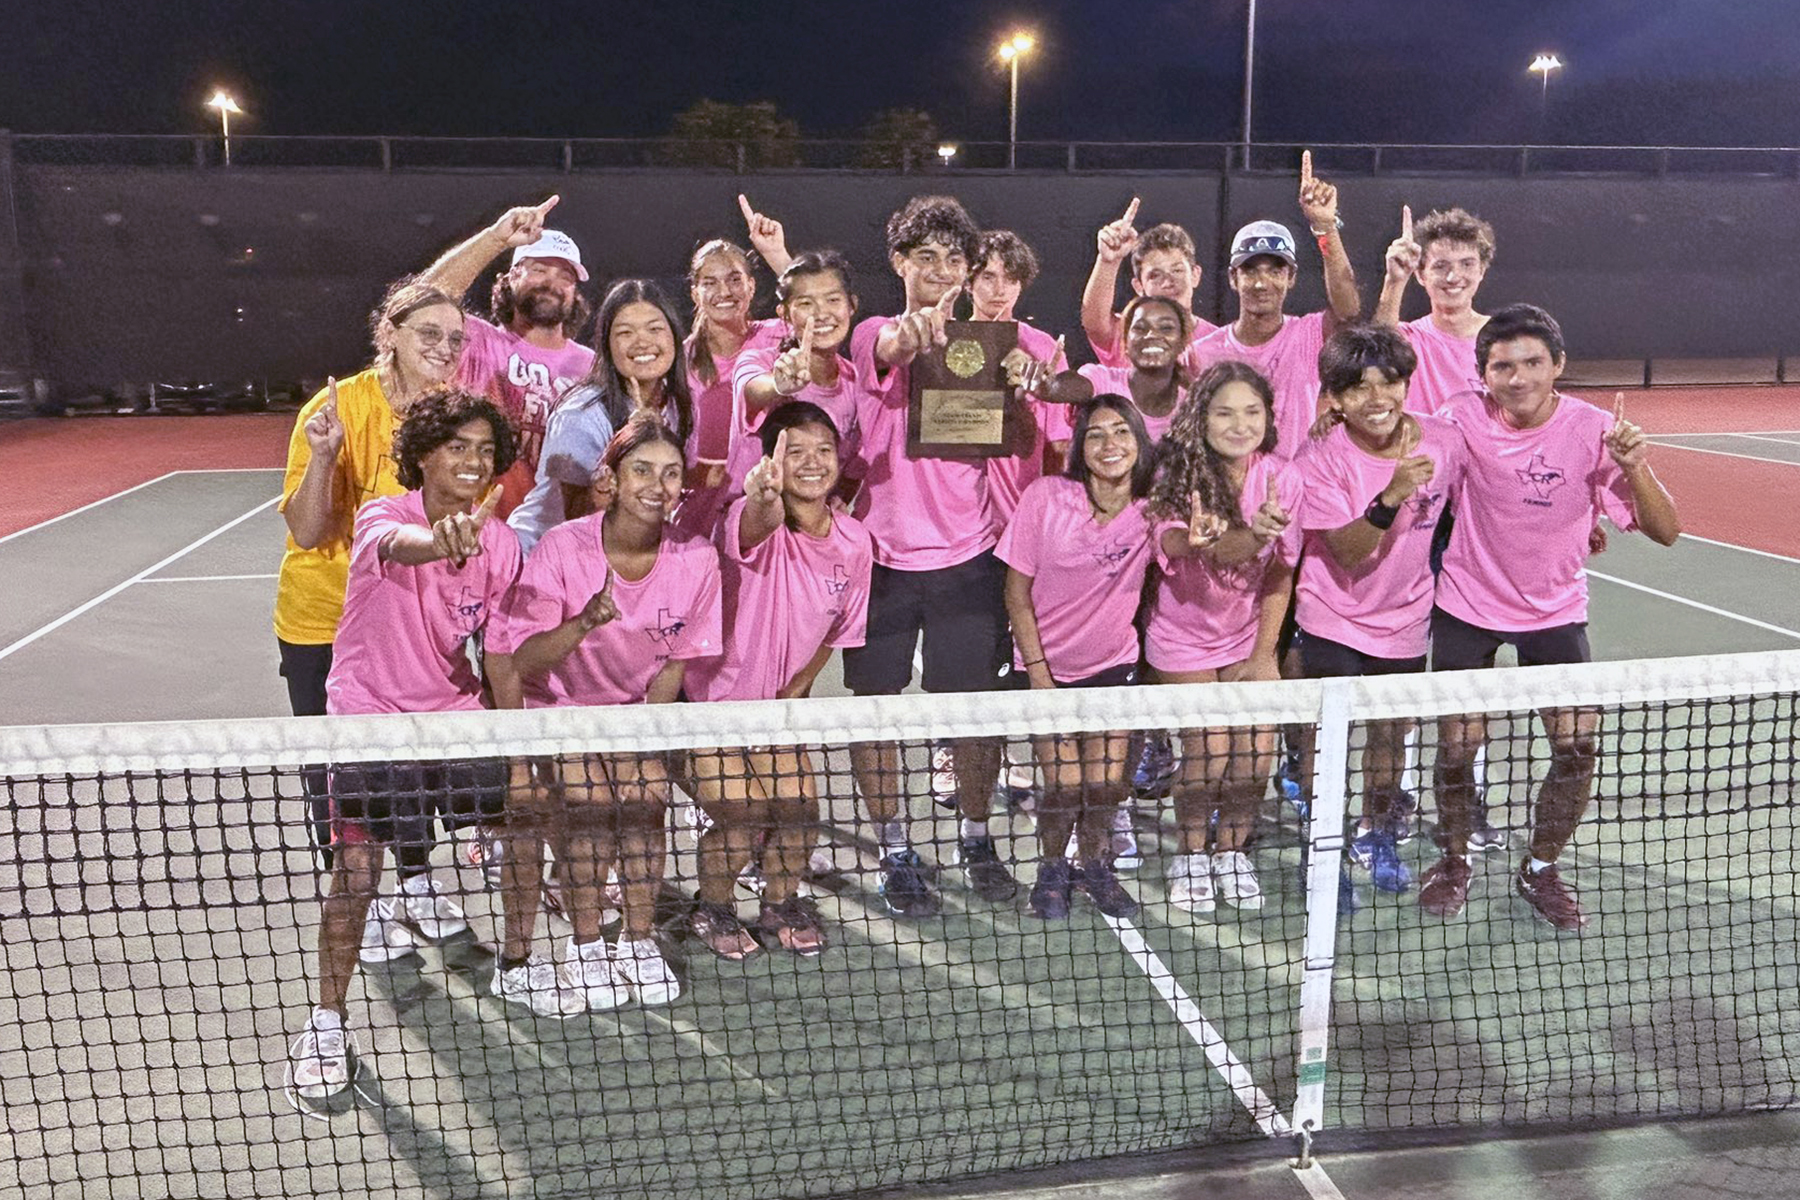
[1,648,1795,1199]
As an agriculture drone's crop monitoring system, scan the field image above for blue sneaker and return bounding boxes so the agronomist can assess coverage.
[1275,750,1308,821]
[1366,829,1411,894]
[878,849,941,917]
[1131,734,1176,801]
[1346,827,1378,872]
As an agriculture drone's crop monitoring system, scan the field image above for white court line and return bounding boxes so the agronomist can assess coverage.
[1104,916,1290,1138]
[1730,432,1800,448]
[1292,1161,1350,1200]
[1678,532,1800,566]
[0,467,283,547]
[1588,571,1800,641]
[137,573,278,584]
[0,495,281,663]
[1644,441,1800,468]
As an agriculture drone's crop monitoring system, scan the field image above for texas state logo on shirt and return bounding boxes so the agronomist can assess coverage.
[646,609,688,659]
[1514,451,1568,507]
[1408,487,1449,526]
[819,562,852,621]
[1090,539,1137,575]
[443,585,488,633]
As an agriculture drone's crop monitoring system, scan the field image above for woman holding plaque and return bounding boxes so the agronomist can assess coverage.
[1143,362,1305,917]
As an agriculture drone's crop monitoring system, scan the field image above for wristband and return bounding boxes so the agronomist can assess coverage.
[1364,496,1399,530]
[1022,657,1046,667]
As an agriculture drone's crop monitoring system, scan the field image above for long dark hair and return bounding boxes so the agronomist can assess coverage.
[1150,361,1277,526]
[683,239,755,388]
[600,413,688,492]
[1064,395,1155,499]
[774,250,858,354]
[578,279,695,449]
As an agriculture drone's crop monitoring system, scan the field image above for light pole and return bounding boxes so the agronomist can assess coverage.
[937,143,958,169]
[206,90,243,166]
[1528,54,1562,120]
[997,32,1034,170]
[1242,0,1258,163]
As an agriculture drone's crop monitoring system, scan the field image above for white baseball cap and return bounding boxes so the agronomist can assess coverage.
[511,229,589,282]
[1229,221,1298,268]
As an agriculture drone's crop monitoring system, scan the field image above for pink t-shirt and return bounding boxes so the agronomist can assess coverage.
[1437,390,1644,633]
[988,321,1070,525]
[686,499,875,702]
[1400,316,1481,416]
[1187,312,1328,461]
[688,318,786,467]
[996,477,1155,683]
[1090,314,1220,369]
[1074,363,1179,444]
[725,346,865,492]
[325,491,521,715]
[491,514,723,706]
[455,315,597,478]
[1144,454,1304,674]
[848,315,999,572]
[1295,417,1467,658]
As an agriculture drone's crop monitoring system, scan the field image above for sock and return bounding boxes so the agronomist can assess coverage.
[1527,856,1555,874]
[960,818,989,842]
[310,1007,342,1031]
[400,873,433,895]
[876,820,909,853]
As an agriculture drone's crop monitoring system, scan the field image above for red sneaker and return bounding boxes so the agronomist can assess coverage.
[1418,855,1472,918]
[1515,861,1589,931]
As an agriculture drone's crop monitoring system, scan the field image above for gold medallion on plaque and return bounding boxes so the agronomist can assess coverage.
[944,338,986,379]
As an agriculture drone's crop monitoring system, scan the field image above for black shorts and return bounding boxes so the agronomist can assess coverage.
[328,758,507,847]
[1010,661,1139,690]
[1296,628,1427,679]
[842,551,1008,695]
[1429,607,1591,673]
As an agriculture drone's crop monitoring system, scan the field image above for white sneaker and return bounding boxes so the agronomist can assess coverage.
[397,874,469,941]
[1166,852,1216,913]
[929,745,958,809]
[288,1010,356,1100]
[359,897,420,964]
[1004,751,1036,794]
[492,954,587,1018]
[614,935,681,1006]
[1212,849,1265,910]
[563,938,630,1011]
[1111,807,1141,871]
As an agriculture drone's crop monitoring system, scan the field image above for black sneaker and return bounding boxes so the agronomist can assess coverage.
[1076,858,1139,918]
[878,850,941,917]
[1029,858,1073,920]
[958,837,1019,902]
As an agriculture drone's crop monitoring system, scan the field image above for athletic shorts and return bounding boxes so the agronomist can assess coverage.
[1296,628,1427,679]
[328,758,507,847]
[1010,661,1139,690]
[842,551,1008,695]
[1429,607,1591,673]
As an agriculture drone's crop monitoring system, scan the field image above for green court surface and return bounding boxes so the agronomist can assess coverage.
[1,465,1797,1200]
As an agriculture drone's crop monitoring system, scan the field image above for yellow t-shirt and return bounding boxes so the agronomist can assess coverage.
[272,369,406,644]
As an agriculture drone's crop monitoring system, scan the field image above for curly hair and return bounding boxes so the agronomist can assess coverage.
[1413,206,1496,268]
[490,271,593,341]
[369,277,461,373]
[1149,362,1278,525]
[392,387,519,490]
[1131,223,1198,274]
[684,239,756,388]
[884,194,982,263]
[574,279,695,449]
[975,229,1040,289]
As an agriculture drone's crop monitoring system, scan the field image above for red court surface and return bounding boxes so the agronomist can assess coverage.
[0,414,291,536]
[1620,384,1800,434]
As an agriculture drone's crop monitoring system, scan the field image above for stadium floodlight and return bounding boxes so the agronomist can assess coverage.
[1528,53,1563,114]
[937,143,958,168]
[206,90,243,167]
[996,32,1035,170]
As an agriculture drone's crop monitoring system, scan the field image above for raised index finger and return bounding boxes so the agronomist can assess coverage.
[474,483,503,522]
[1300,149,1314,187]
[798,315,815,357]
[1613,391,1626,426]
[1120,197,1140,227]
[1402,204,1414,241]
[325,375,340,410]
[737,193,757,224]
[535,195,560,216]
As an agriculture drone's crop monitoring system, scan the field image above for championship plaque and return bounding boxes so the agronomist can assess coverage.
[907,320,1029,458]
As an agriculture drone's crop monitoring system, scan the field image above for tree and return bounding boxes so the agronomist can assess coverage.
[855,108,940,170]
[659,99,802,170]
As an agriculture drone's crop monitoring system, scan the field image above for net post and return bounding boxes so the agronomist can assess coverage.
[1291,676,1352,1140]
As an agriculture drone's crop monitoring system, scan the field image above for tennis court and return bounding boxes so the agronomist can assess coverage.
[1,385,1796,1200]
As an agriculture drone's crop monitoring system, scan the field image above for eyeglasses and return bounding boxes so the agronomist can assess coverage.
[399,324,466,352]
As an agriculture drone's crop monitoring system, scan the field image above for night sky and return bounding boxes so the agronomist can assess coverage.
[7,0,1798,147]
